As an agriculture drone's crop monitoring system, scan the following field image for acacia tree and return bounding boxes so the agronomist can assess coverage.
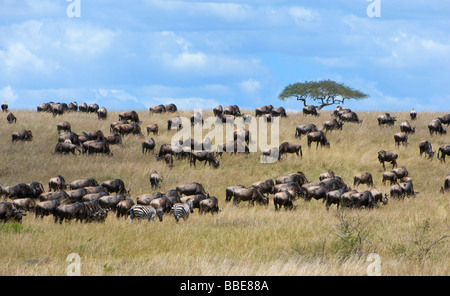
[278,80,368,110]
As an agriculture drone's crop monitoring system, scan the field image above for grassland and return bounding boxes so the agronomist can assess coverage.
[0,108,448,276]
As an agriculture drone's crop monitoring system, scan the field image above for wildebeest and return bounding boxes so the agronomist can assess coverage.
[113,123,143,137]
[180,193,209,212]
[101,179,127,195]
[58,132,80,145]
[225,185,245,202]
[156,143,180,160]
[1,102,8,112]
[11,130,33,143]
[48,175,66,192]
[279,142,302,160]
[119,110,140,123]
[251,179,275,195]
[437,114,450,126]
[232,186,269,206]
[428,119,447,135]
[150,171,163,189]
[437,144,450,162]
[273,190,297,211]
[271,107,287,117]
[392,166,409,180]
[0,183,36,200]
[377,113,396,126]
[53,142,81,155]
[307,130,330,148]
[390,180,416,199]
[78,103,88,112]
[418,140,435,158]
[149,105,166,114]
[295,124,318,139]
[440,175,450,194]
[303,105,319,116]
[69,178,99,190]
[82,140,113,156]
[165,103,178,113]
[353,172,373,187]
[176,182,207,196]
[0,202,25,223]
[213,105,223,117]
[35,199,60,219]
[7,113,16,124]
[325,187,348,211]
[323,118,343,132]
[39,190,70,202]
[142,138,156,154]
[57,121,71,134]
[199,196,219,214]
[88,103,99,113]
[276,171,309,187]
[400,121,415,134]
[190,151,220,168]
[410,109,417,120]
[340,111,361,123]
[146,124,159,135]
[164,153,174,168]
[12,198,35,212]
[105,134,123,146]
[190,111,204,126]
[255,105,273,117]
[378,150,398,170]
[168,116,183,131]
[97,107,107,120]
[116,199,135,219]
[350,190,377,209]
[370,187,388,205]
[319,170,335,181]
[394,132,409,147]
[382,171,397,185]
[216,140,249,156]
[98,194,126,211]
[223,105,241,117]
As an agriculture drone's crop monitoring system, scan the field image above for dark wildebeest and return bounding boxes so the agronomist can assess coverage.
[48,175,66,192]
[78,103,88,112]
[66,188,88,203]
[0,202,25,223]
[271,107,287,117]
[0,183,35,200]
[273,190,297,211]
[437,144,450,162]
[350,190,377,209]
[167,116,183,131]
[199,196,219,214]
[164,153,174,168]
[295,124,318,139]
[303,105,319,116]
[165,103,177,113]
[119,110,140,123]
[378,150,398,170]
[418,140,435,158]
[156,143,180,160]
[279,142,302,160]
[353,172,373,187]
[57,121,71,134]
[136,193,160,205]
[340,111,362,123]
[1,102,8,112]
[394,132,409,147]
[390,180,416,199]
[142,138,156,154]
[149,105,166,114]
[440,175,450,194]
[225,185,245,202]
[54,202,85,224]
[88,104,99,113]
[276,171,309,187]
[377,113,396,126]
[11,130,33,143]
[437,114,450,126]
[53,142,81,155]
[255,105,273,117]
[190,112,204,126]
[180,193,209,212]
[110,120,129,132]
[105,134,123,146]
[7,113,16,124]
[392,166,409,180]
[319,170,335,181]
[82,191,109,202]
[146,124,159,135]
[428,119,447,135]
[216,140,250,156]
[35,199,60,219]
[307,130,330,148]
[69,178,99,190]
[101,179,127,195]
[58,132,80,146]
[37,102,51,112]
[410,109,417,120]
[97,107,107,120]
[176,182,207,196]
[325,187,348,211]
[223,105,241,117]
[213,105,223,117]
[13,198,36,212]
[189,151,220,168]
[370,187,388,205]
[113,123,143,137]
[150,171,163,189]
[251,179,275,195]
[232,186,269,206]
[98,194,126,211]
[39,190,70,202]
[400,121,415,134]
[382,171,397,185]
[82,140,113,156]
[116,199,135,219]
[323,118,343,132]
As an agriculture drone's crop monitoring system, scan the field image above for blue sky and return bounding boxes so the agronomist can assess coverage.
[1,0,449,112]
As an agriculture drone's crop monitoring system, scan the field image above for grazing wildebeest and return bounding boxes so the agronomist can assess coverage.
[0,202,25,223]
[48,175,66,192]
[303,105,319,116]
[176,182,207,196]
[119,110,140,123]
[53,142,81,155]
[37,102,51,112]
[0,183,36,200]
[58,132,80,146]
[54,202,85,224]
[323,118,343,132]
[410,109,417,120]
[97,107,107,120]
[35,199,60,219]
[57,121,71,133]
[39,190,70,202]
[279,142,303,160]
[116,199,135,219]
[113,123,143,137]
[190,151,220,168]
[370,187,388,205]
[276,171,309,187]
[319,170,335,181]
[6,113,16,124]
[390,180,416,199]
[1,102,8,112]
[350,190,377,209]
[78,103,88,112]
[13,198,36,212]
[377,113,396,126]
[164,153,174,168]
[378,150,398,170]
[232,186,269,206]
[392,166,409,180]
[428,119,447,135]
[199,196,219,214]
[66,188,88,203]
[400,121,415,134]
[168,116,183,130]
[440,175,450,194]
[165,103,177,113]
[325,187,348,211]
[382,171,397,185]
[271,107,287,117]
[255,105,273,117]
[225,185,245,202]
[437,144,450,162]
[98,194,126,211]
[340,111,361,123]
[101,179,127,195]
[156,143,180,160]
[295,124,318,139]
[273,190,297,211]
[251,179,275,195]
[142,138,156,154]
[105,134,123,146]
[146,124,159,135]
[213,105,223,116]
[216,140,249,156]
[11,130,33,143]
[307,130,330,148]
[82,191,109,202]
[180,193,209,212]
[149,105,166,114]
[88,104,99,113]
[150,171,163,189]
[394,132,409,147]
[69,178,99,190]
[437,114,450,126]
[136,193,159,205]
[418,140,435,158]
[223,105,241,117]
[82,140,113,156]
[353,172,373,187]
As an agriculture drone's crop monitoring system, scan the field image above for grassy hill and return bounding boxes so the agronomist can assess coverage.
[0,108,448,275]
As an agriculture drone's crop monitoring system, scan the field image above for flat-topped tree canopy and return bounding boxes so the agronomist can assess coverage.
[278,79,368,110]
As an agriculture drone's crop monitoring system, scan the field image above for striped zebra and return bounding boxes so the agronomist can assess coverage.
[171,201,194,223]
[128,205,163,223]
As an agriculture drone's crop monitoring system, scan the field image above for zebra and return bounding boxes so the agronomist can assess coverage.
[171,201,194,223]
[128,205,163,223]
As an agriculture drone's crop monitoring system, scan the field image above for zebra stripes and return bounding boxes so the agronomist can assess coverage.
[128,205,163,223]
[171,201,193,223]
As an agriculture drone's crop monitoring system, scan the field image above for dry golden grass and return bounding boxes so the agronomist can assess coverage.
[0,108,448,276]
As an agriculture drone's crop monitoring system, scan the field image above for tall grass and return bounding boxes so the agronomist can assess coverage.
[0,108,448,276]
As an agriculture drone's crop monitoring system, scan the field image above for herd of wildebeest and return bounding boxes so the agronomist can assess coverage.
[0,100,449,224]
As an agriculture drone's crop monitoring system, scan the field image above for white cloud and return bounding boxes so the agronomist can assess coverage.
[239,79,261,94]
[0,85,18,103]
[289,6,319,23]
